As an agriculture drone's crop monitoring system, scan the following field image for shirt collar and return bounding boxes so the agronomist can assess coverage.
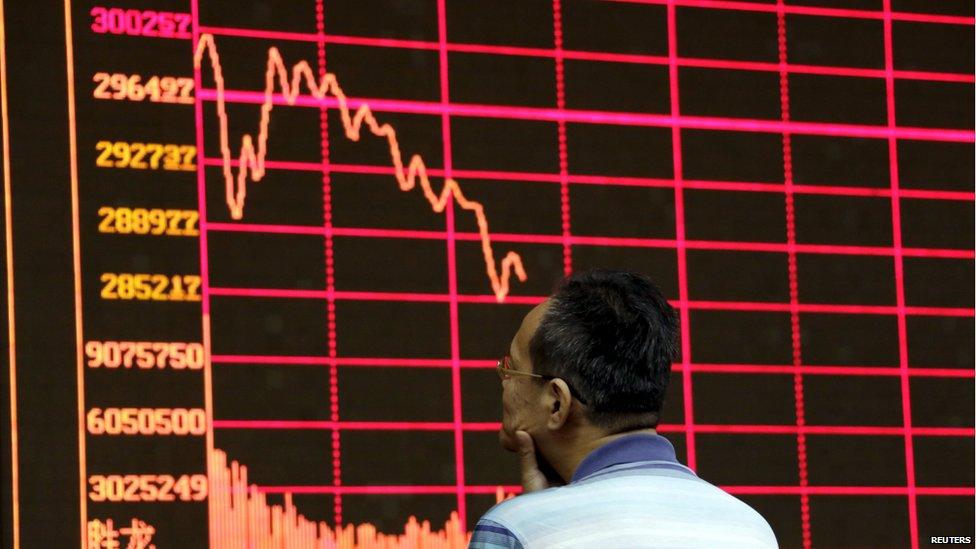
[570,432,679,483]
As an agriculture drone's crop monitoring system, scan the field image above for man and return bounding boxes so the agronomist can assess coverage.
[469,269,778,548]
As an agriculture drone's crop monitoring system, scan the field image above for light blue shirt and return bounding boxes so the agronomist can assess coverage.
[469,433,778,548]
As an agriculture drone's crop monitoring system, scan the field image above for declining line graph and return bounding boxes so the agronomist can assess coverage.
[193,33,527,302]
[192,22,522,546]
[190,28,506,549]
[189,0,527,539]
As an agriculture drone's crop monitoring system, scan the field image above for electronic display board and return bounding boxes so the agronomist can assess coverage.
[2,1,974,547]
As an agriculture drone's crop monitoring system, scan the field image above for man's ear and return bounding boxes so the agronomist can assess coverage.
[544,379,574,430]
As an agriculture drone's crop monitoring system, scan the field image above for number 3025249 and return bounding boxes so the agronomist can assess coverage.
[88,474,207,503]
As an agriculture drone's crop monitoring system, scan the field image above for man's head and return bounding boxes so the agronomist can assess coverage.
[499,269,679,454]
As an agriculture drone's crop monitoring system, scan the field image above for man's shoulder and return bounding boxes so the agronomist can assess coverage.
[716,492,780,546]
[468,517,525,549]
[477,468,706,527]
[478,487,565,524]
[468,490,565,549]
[670,480,779,547]
[471,476,779,548]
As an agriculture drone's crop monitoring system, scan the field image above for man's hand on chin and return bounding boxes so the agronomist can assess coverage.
[499,426,519,452]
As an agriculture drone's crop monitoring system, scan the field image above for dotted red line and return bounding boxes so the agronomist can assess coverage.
[314,0,343,528]
[552,0,572,276]
[776,4,812,547]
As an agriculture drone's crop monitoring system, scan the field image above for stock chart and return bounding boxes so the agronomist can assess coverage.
[2,0,974,547]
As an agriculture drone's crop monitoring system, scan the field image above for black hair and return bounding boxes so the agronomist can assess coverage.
[528,269,679,430]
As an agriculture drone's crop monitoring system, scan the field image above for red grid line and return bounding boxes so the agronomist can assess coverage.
[679,58,974,84]
[211,355,455,367]
[257,485,518,496]
[205,221,975,261]
[194,25,975,85]
[249,484,974,497]
[210,420,974,438]
[689,301,970,317]
[313,0,343,528]
[607,0,975,25]
[689,364,974,379]
[213,420,500,431]
[721,486,973,496]
[188,3,219,546]
[205,287,974,318]
[200,157,976,203]
[693,425,974,436]
[667,0,698,471]
[776,3,812,544]
[195,88,975,143]
[883,1,919,546]
[435,0,468,530]
[552,0,573,276]
[208,355,975,379]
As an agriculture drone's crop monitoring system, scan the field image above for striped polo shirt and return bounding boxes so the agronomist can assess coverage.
[468,433,778,548]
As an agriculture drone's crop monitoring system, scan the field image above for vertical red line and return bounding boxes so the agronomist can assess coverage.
[881,1,918,546]
[190,1,219,547]
[775,4,812,547]
[314,0,343,529]
[666,0,696,470]
[435,0,467,530]
[552,0,572,276]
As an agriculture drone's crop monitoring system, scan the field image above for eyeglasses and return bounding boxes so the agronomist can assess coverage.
[496,355,588,405]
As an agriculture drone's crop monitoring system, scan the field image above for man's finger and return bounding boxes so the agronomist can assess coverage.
[514,430,536,466]
[515,430,549,493]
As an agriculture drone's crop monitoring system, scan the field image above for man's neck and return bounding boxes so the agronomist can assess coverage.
[546,426,658,484]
